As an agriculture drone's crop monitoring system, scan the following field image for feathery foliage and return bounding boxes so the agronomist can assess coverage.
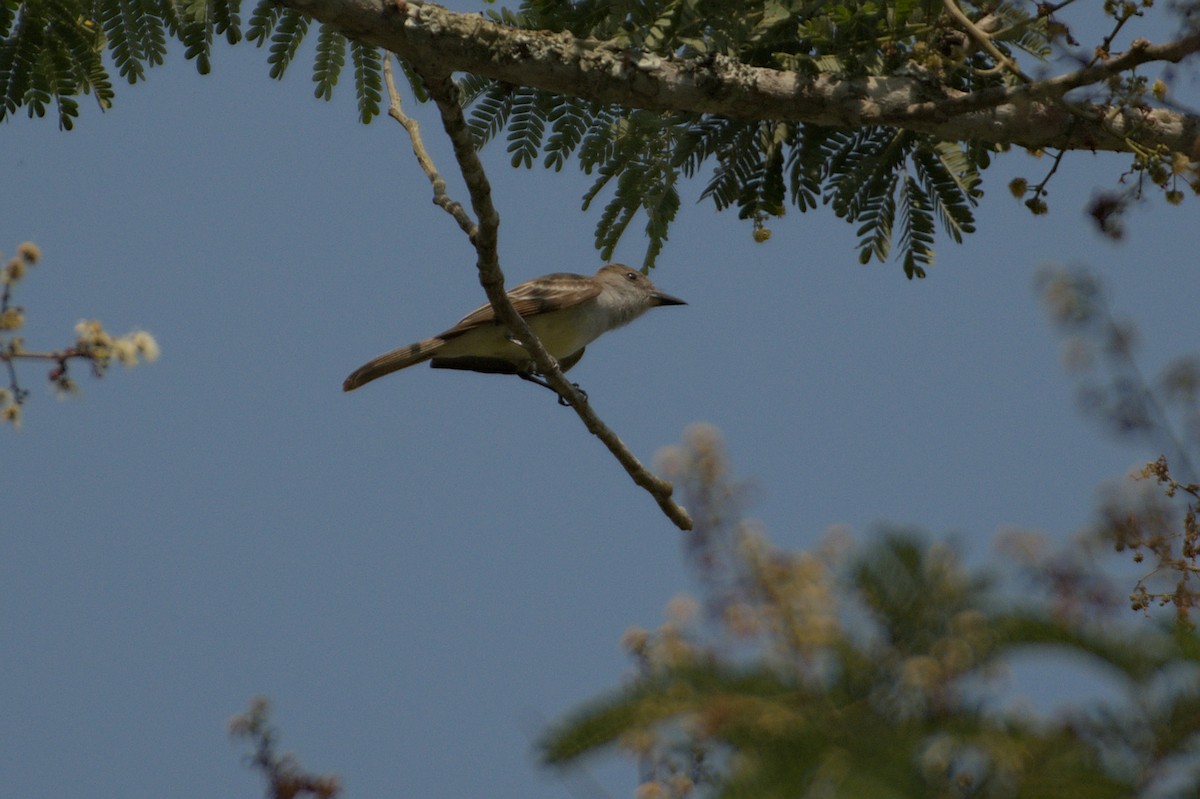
[0,0,388,128]
[454,0,1017,274]
[348,38,381,124]
[0,0,1137,274]
[311,24,344,102]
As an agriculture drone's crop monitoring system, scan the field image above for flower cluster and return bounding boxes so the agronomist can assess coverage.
[1,241,159,429]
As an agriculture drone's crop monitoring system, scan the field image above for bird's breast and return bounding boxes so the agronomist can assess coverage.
[525,305,610,356]
[434,304,608,364]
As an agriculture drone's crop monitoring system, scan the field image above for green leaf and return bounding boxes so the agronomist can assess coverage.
[138,0,169,65]
[543,96,590,172]
[246,0,283,46]
[349,39,381,124]
[396,56,428,103]
[786,123,832,211]
[180,0,214,75]
[466,80,516,148]
[506,88,545,168]
[699,124,759,211]
[101,0,148,82]
[266,8,308,81]
[855,172,897,264]
[576,106,619,175]
[897,174,934,278]
[640,164,679,269]
[1,5,42,117]
[311,25,345,101]
[211,0,242,46]
[912,141,978,243]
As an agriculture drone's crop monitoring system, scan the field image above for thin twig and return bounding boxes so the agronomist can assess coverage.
[942,0,1030,84]
[1027,147,1068,205]
[1090,5,1139,68]
[382,57,476,239]
[935,29,1200,117]
[384,61,693,530]
[988,0,1079,42]
[0,349,79,362]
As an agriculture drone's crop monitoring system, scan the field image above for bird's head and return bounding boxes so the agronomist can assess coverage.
[596,263,687,309]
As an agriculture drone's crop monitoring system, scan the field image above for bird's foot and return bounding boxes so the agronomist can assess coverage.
[516,368,586,407]
[556,384,588,407]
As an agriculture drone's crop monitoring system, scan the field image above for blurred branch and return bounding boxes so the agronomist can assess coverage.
[229,698,340,799]
[1038,265,1200,624]
[941,0,1028,84]
[1037,265,1198,480]
[1121,457,1200,625]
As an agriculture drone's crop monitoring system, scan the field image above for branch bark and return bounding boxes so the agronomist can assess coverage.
[383,57,693,531]
[284,0,1200,155]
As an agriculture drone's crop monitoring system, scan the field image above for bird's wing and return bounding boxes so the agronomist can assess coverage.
[439,273,601,340]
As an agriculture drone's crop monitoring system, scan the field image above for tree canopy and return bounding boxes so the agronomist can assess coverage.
[3,0,1197,276]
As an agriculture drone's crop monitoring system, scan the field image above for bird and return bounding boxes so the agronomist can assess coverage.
[342,263,686,398]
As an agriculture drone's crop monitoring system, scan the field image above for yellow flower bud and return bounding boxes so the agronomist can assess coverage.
[16,241,40,264]
[0,307,24,330]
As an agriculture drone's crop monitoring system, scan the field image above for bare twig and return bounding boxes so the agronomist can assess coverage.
[942,0,1030,84]
[383,59,692,530]
[988,0,1079,42]
[939,29,1200,117]
[1050,32,1200,98]
[382,57,475,239]
[1090,3,1140,68]
[1025,147,1068,210]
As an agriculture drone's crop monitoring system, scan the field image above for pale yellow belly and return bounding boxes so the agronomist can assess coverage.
[437,308,606,363]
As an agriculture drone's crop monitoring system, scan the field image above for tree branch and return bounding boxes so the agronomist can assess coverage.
[942,0,1029,84]
[283,0,1200,155]
[384,57,693,531]
[382,57,475,238]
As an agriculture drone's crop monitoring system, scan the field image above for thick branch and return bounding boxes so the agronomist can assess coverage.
[398,64,693,531]
[284,0,1200,154]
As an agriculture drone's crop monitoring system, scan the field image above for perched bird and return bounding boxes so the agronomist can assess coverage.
[343,264,686,397]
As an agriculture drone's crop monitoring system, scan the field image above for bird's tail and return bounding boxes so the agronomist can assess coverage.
[343,337,444,391]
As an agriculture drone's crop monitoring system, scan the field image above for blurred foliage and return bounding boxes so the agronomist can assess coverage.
[0,240,158,429]
[539,424,1200,798]
[1037,265,1200,626]
[229,697,341,799]
[1036,266,1200,478]
[4,2,1195,275]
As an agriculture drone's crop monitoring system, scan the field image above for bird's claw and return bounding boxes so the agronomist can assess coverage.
[557,384,588,407]
[516,368,587,406]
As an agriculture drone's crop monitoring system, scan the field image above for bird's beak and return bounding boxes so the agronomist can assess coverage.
[652,291,687,307]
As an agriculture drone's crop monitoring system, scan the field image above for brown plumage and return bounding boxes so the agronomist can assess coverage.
[343,264,684,392]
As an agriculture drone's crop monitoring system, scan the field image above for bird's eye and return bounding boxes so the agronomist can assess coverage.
[624,271,638,281]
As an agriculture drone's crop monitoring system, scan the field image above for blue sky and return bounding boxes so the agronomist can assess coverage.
[4,3,1199,797]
